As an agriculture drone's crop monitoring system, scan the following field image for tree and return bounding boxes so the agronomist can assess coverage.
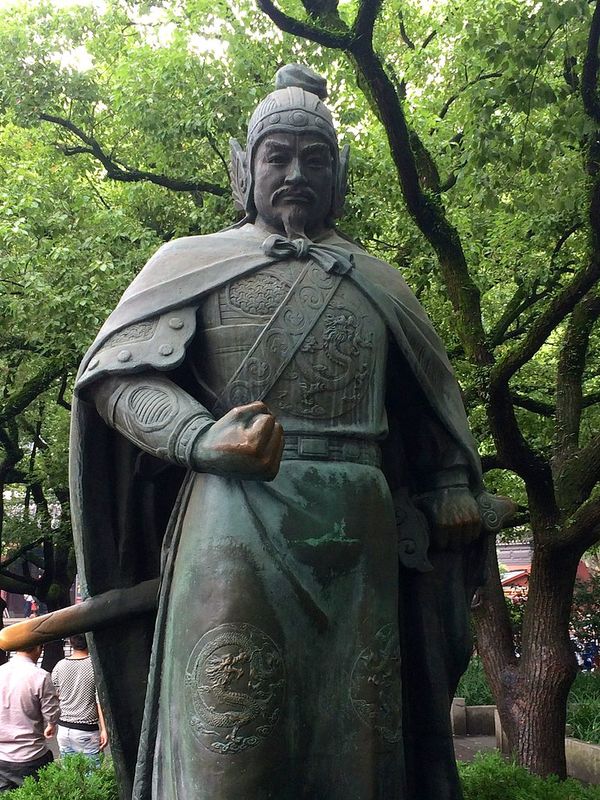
[0,0,598,777]
[0,0,298,661]
[252,0,600,777]
[0,113,165,664]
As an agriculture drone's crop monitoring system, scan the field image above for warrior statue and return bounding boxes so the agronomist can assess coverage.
[63,64,510,800]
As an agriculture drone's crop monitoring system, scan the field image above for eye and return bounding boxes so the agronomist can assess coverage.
[304,151,331,169]
[266,153,290,165]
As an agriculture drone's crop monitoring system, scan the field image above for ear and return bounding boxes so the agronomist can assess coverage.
[229,138,249,212]
[332,144,350,218]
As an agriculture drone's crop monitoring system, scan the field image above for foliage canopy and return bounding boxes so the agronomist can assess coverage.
[0,0,599,773]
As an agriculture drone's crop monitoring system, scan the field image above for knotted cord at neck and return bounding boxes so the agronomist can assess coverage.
[261,234,354,275]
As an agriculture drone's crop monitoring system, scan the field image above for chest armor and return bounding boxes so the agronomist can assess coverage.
[190,261,388,434]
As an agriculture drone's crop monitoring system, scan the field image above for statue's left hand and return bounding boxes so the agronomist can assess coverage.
[416,487,481,550]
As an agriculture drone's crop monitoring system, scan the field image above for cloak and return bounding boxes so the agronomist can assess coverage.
[70,224,490,799]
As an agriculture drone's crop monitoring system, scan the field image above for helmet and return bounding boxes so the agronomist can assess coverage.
[230,64,349,222]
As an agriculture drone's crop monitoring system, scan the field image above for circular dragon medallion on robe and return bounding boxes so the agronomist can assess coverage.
[185,623,286,755]
[349,624,402,743]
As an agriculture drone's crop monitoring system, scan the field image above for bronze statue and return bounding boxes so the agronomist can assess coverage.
[68,64,510,800]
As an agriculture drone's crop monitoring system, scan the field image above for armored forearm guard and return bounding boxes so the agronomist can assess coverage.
[92,373,215,468]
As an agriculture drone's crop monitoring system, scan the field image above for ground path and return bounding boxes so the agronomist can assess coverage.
[454,735,497,762]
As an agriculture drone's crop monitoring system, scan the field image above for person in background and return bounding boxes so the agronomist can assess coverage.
[51,634,107,763]
[22,595,33,618]
[0,643,59,792]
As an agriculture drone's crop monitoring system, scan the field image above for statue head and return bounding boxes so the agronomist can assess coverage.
[230,64,349,233]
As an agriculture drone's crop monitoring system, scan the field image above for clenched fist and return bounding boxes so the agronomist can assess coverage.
[416,487,481,550]
[192,401,284,481]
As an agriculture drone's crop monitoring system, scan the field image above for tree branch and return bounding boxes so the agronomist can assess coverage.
[3,468,27,484]
[519,26,561,165]
[551,222,584,265]
[438,171,459,192]
[300,0,340,20]
[0,361,65,426]
[256,0,352,48]
[346,42,490,363]
[555,292,600,458]
[206,130,230,183]
[488,283,533,347]
[0,538,45,571]
[20,419,49,452]
[487,385,555,513]
[0,573,38,594]
[56,373,71,412]
[491,258,600,389]
[352,0,383,43]
[582,0,600,124]
[566,496,600,551]
[488,224,583,348]
[437,72,502,122]
[421,30,437,49]
[481,453,507,472]
[555,433,600,516]
[0,338,39,355]
[511,393,555,416]
[0,425,23,470]
[40,113,229,196]
[398,10,415,49]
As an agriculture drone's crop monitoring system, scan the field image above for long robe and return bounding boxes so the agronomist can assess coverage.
[70,224,489,800]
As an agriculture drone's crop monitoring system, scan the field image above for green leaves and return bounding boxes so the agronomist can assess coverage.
[5,755,118,800]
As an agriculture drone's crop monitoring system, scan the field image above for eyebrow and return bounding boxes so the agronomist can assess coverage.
[301,143,330,156]
[262,140,293,154]
[261,140,331,156]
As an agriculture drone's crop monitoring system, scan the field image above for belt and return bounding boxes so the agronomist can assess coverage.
[282,435,381,468]
[58,720,100,732]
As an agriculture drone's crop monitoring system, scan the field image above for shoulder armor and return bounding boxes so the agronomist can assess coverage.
[77,307,197,390]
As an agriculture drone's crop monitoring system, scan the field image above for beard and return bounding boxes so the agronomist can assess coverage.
[280,204,310,239]
[270,186,318,239]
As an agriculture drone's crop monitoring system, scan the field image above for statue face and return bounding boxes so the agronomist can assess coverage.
[252,131,333,238]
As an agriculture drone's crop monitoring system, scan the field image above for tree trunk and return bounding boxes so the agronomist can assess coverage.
[474,541,579,777]
[472,539,521,748]
[40,637,65,673]
[40,583,72,673]
[516,545,579,776]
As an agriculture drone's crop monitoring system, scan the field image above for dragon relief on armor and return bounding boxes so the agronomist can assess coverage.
[185,623,286,755]
[350,624,402,744]
[273,303,374,418]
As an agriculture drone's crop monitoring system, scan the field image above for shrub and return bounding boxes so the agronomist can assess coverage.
[568,700,600,745]
[459,753,600,799]
[5,755,118,800]
[569,673,600,744]
[570,672,600,703]
[456,657,494,706]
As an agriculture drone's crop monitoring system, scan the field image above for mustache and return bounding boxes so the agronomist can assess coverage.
[271,186,317,205]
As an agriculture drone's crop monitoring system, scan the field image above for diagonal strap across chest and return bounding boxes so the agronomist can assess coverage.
[213,236,354,416]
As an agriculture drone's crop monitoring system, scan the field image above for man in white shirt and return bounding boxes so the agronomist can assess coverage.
[0,643,60,791]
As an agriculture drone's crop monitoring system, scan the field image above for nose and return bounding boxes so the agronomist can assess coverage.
[284,158,305,185]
